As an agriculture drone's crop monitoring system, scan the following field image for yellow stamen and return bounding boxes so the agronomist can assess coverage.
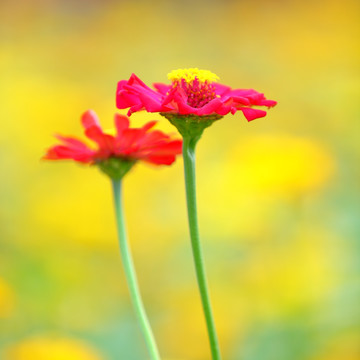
[168,68,219,84]
[104,128,116,136]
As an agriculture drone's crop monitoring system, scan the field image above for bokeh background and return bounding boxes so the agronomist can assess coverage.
[1,0,359,359]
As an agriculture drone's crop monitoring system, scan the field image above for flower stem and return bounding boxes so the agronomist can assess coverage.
[112,179,161,360]
[182,137,222,360]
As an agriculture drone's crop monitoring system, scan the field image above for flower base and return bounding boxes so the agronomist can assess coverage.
[160,113,223,141]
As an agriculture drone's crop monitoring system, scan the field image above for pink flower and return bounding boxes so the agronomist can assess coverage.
[116,68,277,121]
[44,110,182,166]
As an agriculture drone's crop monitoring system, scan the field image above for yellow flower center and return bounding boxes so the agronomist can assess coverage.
[168,68,219,84]
[167,68,219,108]
[104,128,116,136]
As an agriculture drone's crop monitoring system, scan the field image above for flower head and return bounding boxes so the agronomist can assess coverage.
[116,68,277,122]
[44,110,182,179]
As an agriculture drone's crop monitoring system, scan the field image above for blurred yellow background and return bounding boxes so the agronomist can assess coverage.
[0,0,359,359]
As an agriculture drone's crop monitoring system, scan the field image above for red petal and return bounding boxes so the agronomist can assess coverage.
[114,114,130,136]
[137,130,170,147]
[141,120,157,132]
[143,154,177,165]
[147,139,183,154]
[43,145,94,163]
[55,135,93,151]
[81,110,101,130]
[115,128,144,152]
[85,127,116,150]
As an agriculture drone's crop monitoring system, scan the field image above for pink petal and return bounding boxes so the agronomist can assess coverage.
[231,96,251,106]
[127,73,153,89]
[128,104,146,116]
[153,83,171,95]
[116,74,163,110]
[195,98,224,116]
[239,107,267,121]
[116,90,143,109]
[210,103,232,116]
[214,82,232,96]
[138,92,166,112]
[256,99,278,107]
[167,90,195,115]
[228,88,260,97]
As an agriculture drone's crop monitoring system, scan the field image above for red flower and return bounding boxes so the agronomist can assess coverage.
[116,68,277,122]
[44,110,182,166]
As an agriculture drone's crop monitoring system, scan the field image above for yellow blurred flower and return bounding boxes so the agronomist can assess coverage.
[235,228,336,317]
[157,288,240,360]
[312,333,360,360]
[5,336,105,360]
[0,277,15,318]
[225,134,335,196]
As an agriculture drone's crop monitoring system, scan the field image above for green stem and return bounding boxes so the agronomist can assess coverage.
[182,137,222,360]
[112,179,161,360]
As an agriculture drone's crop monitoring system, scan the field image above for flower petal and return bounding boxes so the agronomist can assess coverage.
[114,114,130,136]
[141,120,157,132]
[81,110,101,130]
[137,92,167,113]
[231,96,251,106]
[239,107,267,121]
[256,99,278,107]
[214,82,232,96]
[153,83,171,95]
[117,74,164,110]
[85,127,115,150]
[116,88,143,111]
[143,154,177,165]
[195,98,224,116]
[115,74,277,126]
[148,139,183,154]
[55,135,93,151]
[43,145,95,163]
[44,110,183,169]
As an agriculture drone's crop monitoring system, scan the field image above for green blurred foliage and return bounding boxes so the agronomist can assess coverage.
[0,0,359,359]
